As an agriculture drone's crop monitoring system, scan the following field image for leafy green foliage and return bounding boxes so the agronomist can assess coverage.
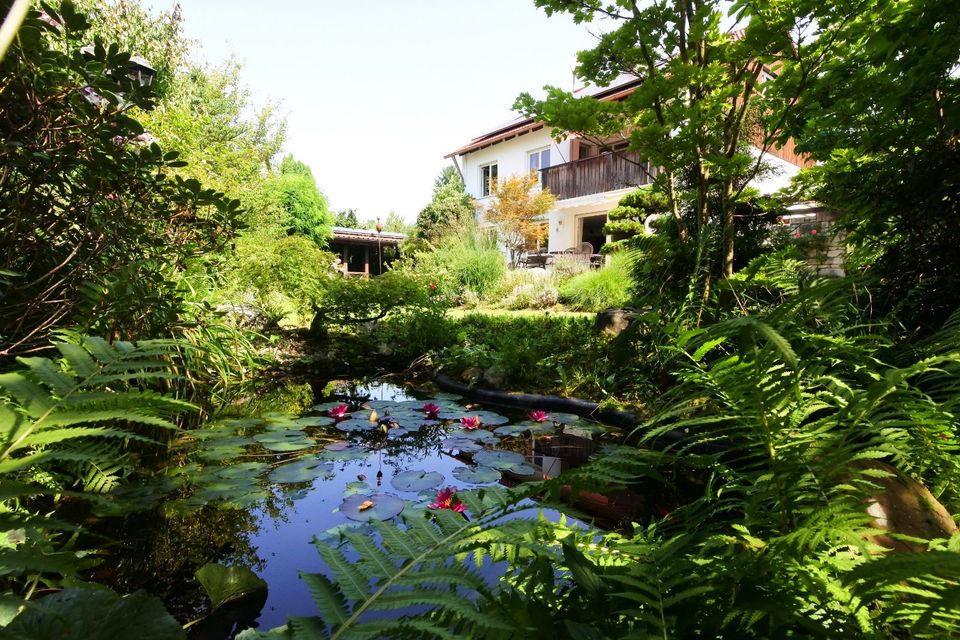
[74,0,189,100]
[264,158,334,247]
[413,165,476,245]
[518,0,817,277]
[0,333,196,600]
[1,587,186,640]
[0,2,241,354]
[333,208,360,228]
[602,188,667,253]
[241,487,534,639]
[139,58,285,198]
[0,334,194,474]
[409,223,505,299]
[558,253,633,311]
[194,563,268,611]
[292,293,960,638]
[312,270,447,328]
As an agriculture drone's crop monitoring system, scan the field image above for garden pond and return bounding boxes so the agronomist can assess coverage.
[86,379,633,637]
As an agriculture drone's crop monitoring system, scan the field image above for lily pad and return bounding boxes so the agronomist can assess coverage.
[506,463,538,477]
[549,412,584,425]
[340,493,405,521]
[253,430,314,452]
[312,522,375,546]
[452,465,501,484]
[319,442,369,461]
[493,424,531,438]
[473,449,527,471]
[312,401,354,413]
[440,437,483,453]
[494,421,554,437]
[469,410,511,426]
[194,435,253,460]
[445,429,500,444]
[335,418,379,433]
[210,462,269,479]
[343,481,374,497]
[189,463,270,507]
[291,416,335,428]
[391,469,444,492]
[195,563,268,610]
[268,458,335,484]
[361,400,408,411]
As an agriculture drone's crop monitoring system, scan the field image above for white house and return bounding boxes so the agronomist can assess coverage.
[445,74,811,255]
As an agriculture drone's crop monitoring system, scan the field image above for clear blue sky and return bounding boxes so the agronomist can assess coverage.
[151,0,606,223]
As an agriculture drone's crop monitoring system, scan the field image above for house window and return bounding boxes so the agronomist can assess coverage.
[528,148,551,172]
[480,163,498,197]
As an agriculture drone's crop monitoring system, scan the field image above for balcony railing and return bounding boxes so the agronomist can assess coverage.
[540,151,657,200]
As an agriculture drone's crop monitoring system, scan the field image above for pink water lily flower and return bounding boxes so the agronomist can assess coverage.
[429,487,466,513]
[327,404,350,420]
[422,403,442,417]
[528,410,550,423]
[460,416,482,430]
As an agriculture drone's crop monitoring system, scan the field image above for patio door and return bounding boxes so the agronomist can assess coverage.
[579,214,607,253]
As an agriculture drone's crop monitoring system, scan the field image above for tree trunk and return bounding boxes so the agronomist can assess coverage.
[722,180,735,278]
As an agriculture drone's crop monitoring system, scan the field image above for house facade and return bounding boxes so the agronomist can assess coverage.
[446,75,810,255]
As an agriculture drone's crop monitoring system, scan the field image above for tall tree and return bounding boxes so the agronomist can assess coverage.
[261,154,334,247]
[74,0,189,99]
[790,0,960,333]
[415,165,475,243]
[361,211,411,234]
[484,173,556,268]
[138,59,286,200]
[334,208,360,228]
[0,2,238,354]
[516,0,846,281]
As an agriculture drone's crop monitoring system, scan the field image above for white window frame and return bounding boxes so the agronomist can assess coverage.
[479,162,498,198]
[527,147,551,173]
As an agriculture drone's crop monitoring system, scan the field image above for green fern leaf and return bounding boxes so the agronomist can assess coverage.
[299,572,350,628]
[314,544,370,602]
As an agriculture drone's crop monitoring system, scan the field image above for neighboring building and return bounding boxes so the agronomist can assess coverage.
[329,227,405,276]
[445,74,811,255]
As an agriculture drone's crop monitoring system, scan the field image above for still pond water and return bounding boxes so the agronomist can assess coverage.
[96,379,615,636]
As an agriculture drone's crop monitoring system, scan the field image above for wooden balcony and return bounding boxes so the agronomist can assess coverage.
[540,151,657,201]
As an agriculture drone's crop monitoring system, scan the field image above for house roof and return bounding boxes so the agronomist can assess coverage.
[445,73,643,159]
[331,227,406,245]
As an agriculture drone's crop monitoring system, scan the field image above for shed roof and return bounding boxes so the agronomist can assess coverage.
[331,227,406,245]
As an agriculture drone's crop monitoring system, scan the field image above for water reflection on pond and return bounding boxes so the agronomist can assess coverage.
[99,379,615,635]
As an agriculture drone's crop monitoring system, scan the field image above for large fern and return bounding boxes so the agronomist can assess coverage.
[0,334,195,593]
[0,334,194,474]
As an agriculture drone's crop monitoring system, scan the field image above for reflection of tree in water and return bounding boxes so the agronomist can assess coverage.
[356,425,448,477]
[97,504,264,623]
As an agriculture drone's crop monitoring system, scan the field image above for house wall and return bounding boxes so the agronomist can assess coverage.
[457,127,806,257]
[546,188,633,252]
[749,148,802,194]
[460,129,571,206]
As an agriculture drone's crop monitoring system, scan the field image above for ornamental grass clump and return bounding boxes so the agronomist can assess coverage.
[559,253,633,311]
